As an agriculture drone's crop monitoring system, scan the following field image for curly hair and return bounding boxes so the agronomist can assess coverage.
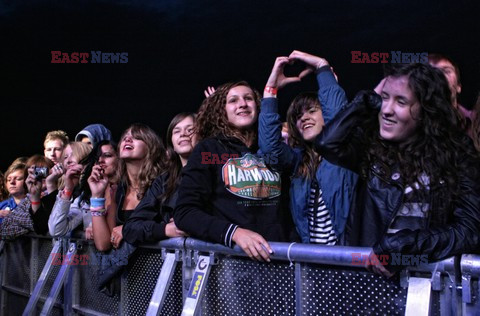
[161,112,196,205]
[286,92,323,179]
[362,63,478,226]
[117,123,166,200]
[470,94,480,151]
[196,81,261,145]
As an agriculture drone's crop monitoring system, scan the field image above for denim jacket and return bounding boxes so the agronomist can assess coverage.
[258,67,358,243]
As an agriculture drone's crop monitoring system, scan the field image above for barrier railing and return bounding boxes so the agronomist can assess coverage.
[0,234,478,315]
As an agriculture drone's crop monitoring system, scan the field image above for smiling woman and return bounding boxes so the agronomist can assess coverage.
[174,81,291,262]
[259,52,358,245]
[316,63,480,277]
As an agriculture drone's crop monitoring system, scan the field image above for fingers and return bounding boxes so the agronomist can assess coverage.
[374,78,387,95]
[204,86,216,98]
[232,228,273,262]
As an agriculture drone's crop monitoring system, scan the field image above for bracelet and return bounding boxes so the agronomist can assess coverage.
[264,86,278,96]
[62,189,73,199]
[91,209,107,217]
[30,200,41,206]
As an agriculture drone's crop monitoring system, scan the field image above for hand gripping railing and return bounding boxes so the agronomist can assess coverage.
[0,234,476,315]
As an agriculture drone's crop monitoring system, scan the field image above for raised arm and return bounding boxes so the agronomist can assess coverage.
[259,56,308,171]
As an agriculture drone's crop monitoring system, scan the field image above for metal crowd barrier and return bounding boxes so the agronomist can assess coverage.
[0,234,478,315]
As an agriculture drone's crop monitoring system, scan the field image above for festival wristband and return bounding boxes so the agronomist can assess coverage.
[62,189,73,199]
[90,198,106,208]
[30,200,41,206]
[264,86,278,96]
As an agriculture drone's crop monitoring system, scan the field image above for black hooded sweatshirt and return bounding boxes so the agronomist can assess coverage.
[174,136,287,247]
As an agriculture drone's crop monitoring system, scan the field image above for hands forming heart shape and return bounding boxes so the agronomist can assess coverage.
[265,50,330,91]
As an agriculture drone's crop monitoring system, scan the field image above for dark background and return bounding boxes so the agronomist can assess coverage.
[1,0,479,170]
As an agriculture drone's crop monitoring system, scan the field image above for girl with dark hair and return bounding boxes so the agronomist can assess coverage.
[317,63,480,276]
[122,113,196,245]
[88,123,165,250]
[260,52,358,245]
[174,81,289,262]
[79,140,119,246]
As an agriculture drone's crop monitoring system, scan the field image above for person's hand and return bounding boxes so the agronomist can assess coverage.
[26,165,43,201]
[0,209,11,218]
[232,228,273,262]
[111,225,123,248]
[165,219,188,237]
[46,163,65,192]
[88,165,109,198]
[265,57,312,95]
[374,78,387,95]
[85,225,94,240]
[289,50,329,71]
[204,86,216,98]
[64,163,83,192]
[365,251,394,278]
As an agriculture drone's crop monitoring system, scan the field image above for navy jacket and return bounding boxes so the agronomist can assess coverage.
[259,67,358,243]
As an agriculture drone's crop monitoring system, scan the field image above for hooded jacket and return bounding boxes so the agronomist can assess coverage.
[75,124,112,147]
[174,136,288,247]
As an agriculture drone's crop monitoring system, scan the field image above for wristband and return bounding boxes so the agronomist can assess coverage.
[264,86,278,96]
[30,200,41,206]
[62,189,73,199]
[90,198,106,208]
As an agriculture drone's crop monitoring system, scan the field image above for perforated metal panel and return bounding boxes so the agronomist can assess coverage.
[301,264,407,315]
[202,257,296,316]
[124,249,164,315]
[4,237,32,292]
[75,246,120,314]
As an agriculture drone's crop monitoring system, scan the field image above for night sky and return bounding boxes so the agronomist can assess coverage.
[1,0,478,170]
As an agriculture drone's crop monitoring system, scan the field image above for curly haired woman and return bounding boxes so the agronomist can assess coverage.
[317,63,480,276]
[175,81,290,262]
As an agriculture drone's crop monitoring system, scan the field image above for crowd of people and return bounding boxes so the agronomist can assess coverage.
[1,51,479,286]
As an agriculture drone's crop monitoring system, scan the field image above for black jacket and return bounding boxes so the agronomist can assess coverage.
[122,174,173,245]
[316,90,480,262]
[174,136,288,247]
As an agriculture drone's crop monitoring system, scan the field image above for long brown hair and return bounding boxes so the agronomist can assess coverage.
[286,92,323,179]
[362,63,478,226]
[196,81,261,146]
[117,123,166,200]
[162,112,196,203]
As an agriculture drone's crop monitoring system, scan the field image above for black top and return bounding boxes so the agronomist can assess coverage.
[174,136,288,247]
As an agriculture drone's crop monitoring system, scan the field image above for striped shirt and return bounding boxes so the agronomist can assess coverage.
[307,180,337,245]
